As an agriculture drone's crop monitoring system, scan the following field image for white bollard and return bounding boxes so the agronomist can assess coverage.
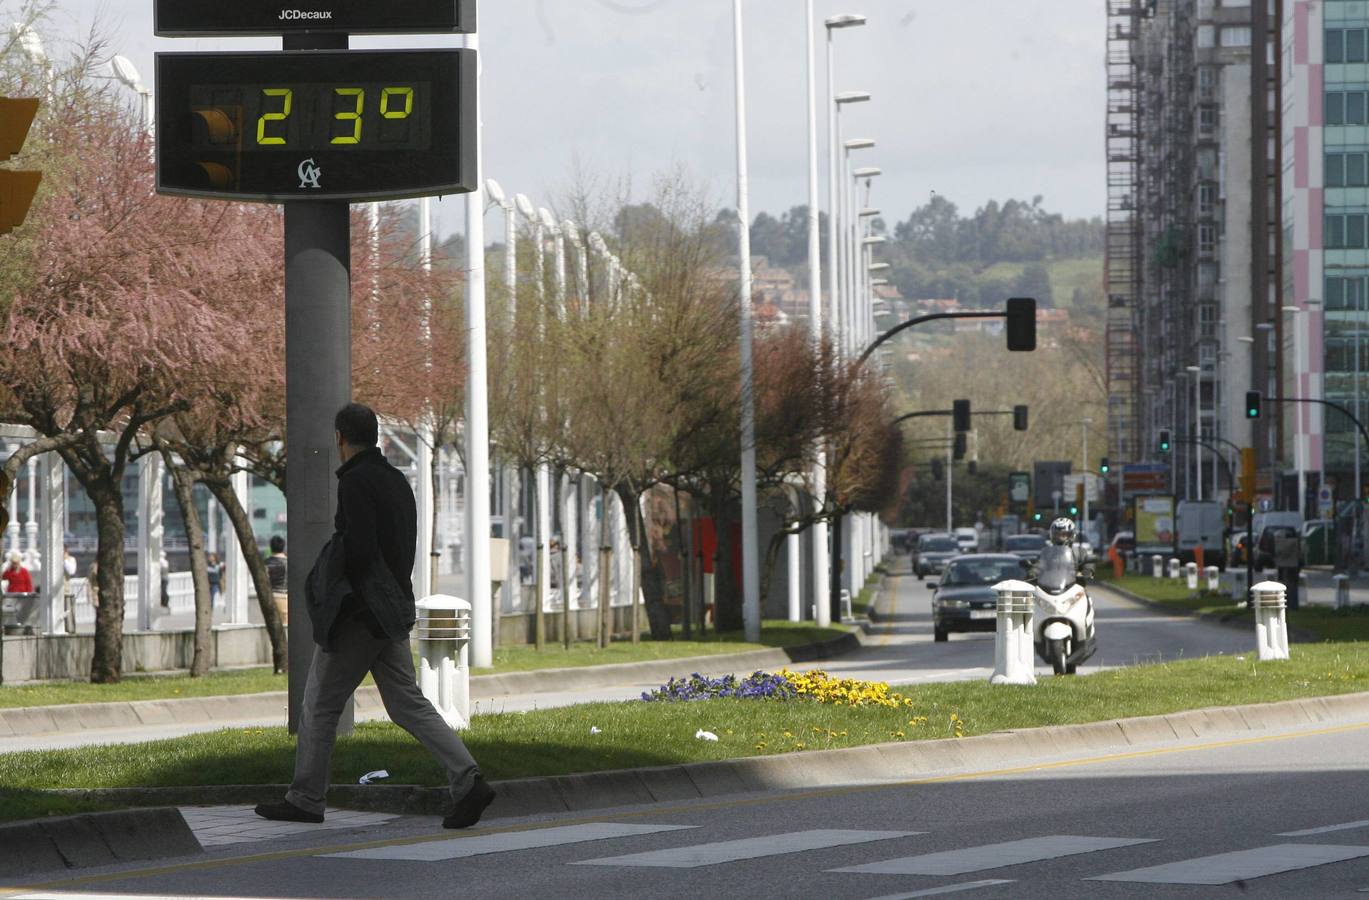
[989,579,1037,686]
[1151,554,1164,578]
[1251,581,1290,661]
[1167,558,1181,579]
[416,594,472,729]
[1227,568,1249,601]
[1185,561,1199,591]
[1205,566,1220,593]
[1334,573,1351,610]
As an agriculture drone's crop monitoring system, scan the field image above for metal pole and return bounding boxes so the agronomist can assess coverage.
[945,419,953,533]
[807,0,830,628]
[463,25,493,669]
[734,0,761,642]
[1082,419,1090,531]
[825,29,840,348]
[1195,371,1202,501]
[416,197,435,600]
[500,196,516,621]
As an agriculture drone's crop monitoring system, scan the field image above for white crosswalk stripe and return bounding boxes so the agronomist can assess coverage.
[1089,843,1369,885]
[832,835,1155,876]
[1278,818,1369,837]
[574,828,918,868]
[860,880,1016,898]
[322,822,696,862]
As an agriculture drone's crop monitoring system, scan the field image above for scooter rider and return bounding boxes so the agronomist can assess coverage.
[1031,518,1091,590]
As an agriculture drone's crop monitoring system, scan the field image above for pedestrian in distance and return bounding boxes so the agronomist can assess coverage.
[255,403,493,829]
[2,550,33,594]
[159,552,171,609]
[265,535,289,626]
[206,552,223,608]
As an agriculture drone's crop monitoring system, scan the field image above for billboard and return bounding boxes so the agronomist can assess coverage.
[1134,495,1175,549]
[1009,472,1030,504]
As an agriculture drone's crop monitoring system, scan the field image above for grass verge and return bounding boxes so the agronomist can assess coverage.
[0,621,849,710]
[1101,572,1369,642]
[5,643,1368,822]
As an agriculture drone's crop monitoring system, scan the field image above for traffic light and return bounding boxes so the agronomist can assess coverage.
[1032,511,1043,523]
[967,460,978,476]
[952,399,972,433]
[0,97,41,236]
[1005,297,1036,351]
[953,432,967,460]
[931,458,944,481]
[1013,404,1028,431]
[1068,504,1079,517]
[1246,390,1262,419]
[1099,457,1110,475]
[1158,429,1171,454]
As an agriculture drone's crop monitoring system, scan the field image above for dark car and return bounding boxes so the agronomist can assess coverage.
[929,554,1031,642]
[1256,525,1299,569]
[1002,533,1047,564]
[914,533,960,578]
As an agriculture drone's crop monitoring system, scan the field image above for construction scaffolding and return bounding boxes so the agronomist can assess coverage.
[1105,0,1143,465]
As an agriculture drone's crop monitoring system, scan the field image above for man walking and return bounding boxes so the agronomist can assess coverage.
[256,403,493,829]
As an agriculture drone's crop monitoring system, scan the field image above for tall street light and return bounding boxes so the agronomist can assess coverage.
[109,55,152,134]
[842,142,875,355]
[485,179,519,626]
[852,166,881,357]
[1186,365,1202,501]
[805,1,832,629]
[830,91,869,354]
[733,0,761,642]
[825,15,867,350]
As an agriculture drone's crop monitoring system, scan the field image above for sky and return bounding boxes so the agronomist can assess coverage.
[36,0,1105,243]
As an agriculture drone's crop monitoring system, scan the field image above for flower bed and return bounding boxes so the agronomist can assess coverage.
[641,668,916,709]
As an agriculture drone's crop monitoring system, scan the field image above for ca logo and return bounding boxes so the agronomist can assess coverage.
[297,158,322,189]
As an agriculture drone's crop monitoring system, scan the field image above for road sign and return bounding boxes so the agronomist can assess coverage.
[1009,471,1030,503]
[155,50,477,202]
[1121,463,1169,499]
[155,0,476,36]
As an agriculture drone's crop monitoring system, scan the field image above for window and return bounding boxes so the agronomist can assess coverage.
[1329,214,1346,249]
[1350,92,1367,125]
[1220,26,1252,47]
[1350,152,1368,187]
[1330,28,1346,64]
[1329,91,1345,126]
[1198,183,1216,216]
[1198,25,1216,48]
[1198,105,1217,135]
[1350,214,1365,249]
[1198,223,1216,255]
[1329,152,1346,188]
[1352,28,1368,62]
[1198,66,1217,100]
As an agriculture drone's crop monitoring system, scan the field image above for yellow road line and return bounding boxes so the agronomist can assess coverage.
[9,717,1369,894]
[878,571,902,646]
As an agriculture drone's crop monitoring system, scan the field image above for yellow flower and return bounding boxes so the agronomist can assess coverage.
[755,742,767,750]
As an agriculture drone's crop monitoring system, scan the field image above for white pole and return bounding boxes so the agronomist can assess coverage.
[734,0,761,642]
[415,196,435,601]
[807,0,830,628]
[136,453,162,631]
[787,529,801,621]
[525,202,553,621]
[40,451,63,634]
[825,29,840,357]
[229,466,250,623]
[500,195,517,615]
[1194,371,1202,502]
[463,24,493,669]
[24,455,36,555]
[548,212,577,614]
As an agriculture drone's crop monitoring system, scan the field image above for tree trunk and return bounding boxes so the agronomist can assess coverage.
[829,512,844,623]
[674,487,692,640]
[710,485,743,633]
[597,543,611,648]
[616,484,671,641]
[87,480,126,683]
[534,538,546,651]
[561,542,571,650]
[207,478,287,673]
[166,460,213,677]
[759,526,789,622]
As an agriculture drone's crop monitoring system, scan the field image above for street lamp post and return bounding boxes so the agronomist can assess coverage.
[806,1,831,628]
[1186,365,1202,502]
[825,15,867,350]
[832,93,869,351]
[733,0,761,642]
[1082,417,1092,534]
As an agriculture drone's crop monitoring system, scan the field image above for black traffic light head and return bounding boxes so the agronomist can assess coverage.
[1099,457,1110,474]
[1005,297,1036,351]
[931,458,944,481]
[1158,429,1171,454]
[1032,511,1043,522]
[1013,404,1028,431]
[952,399,971,433]
[953,432,967,460]
[1069,504,1079,517]
[967,460,978,476]
[1246,390,1262,419]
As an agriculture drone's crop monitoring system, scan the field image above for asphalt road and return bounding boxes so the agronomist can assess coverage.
[14,715,1369,899]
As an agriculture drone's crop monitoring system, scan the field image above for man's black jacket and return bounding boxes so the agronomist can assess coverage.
[305,446,418,648]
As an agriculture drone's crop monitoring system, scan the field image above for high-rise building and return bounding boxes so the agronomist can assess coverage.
[1283,0,1368,519]
[1112,0,1279,504]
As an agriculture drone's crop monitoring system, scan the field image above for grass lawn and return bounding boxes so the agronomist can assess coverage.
[0,621,849,710]
[6,643,1369,822]
[1101,572,1369,642]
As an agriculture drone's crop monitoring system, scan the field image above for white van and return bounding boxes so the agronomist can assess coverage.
[1176,500,1225,565]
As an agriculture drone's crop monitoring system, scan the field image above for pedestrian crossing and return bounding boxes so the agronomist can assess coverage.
[311,820,1369,889]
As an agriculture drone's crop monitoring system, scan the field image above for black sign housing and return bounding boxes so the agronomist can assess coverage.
[154,0,475,36]
[155,50,476,203]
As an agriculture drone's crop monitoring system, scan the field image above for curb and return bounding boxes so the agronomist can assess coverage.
[1097,581,1322,644]
[0,807,201,877]
[34,690,1369,823]
[0,633,864,740]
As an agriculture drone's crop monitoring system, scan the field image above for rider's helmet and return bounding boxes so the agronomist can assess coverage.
[1048,517,1076,546]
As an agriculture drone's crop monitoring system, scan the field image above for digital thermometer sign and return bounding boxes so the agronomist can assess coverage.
[154,0,476,36]
[155,50,476,202]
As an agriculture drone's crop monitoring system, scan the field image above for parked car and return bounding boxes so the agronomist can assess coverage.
[913,533,960,578]
[1002,532,1047,565]
[928,554,1032,642]
[953,527,980,553]
[1256,524,1300,569]
[1109,531,1136,557]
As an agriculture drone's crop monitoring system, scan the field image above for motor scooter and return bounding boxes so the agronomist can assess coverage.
[1030,539,1097,675]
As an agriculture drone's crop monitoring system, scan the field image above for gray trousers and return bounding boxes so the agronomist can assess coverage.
[287,615,480,815]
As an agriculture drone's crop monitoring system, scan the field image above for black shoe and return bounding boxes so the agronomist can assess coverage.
[254,800,323,823]
[443,776,495,829]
